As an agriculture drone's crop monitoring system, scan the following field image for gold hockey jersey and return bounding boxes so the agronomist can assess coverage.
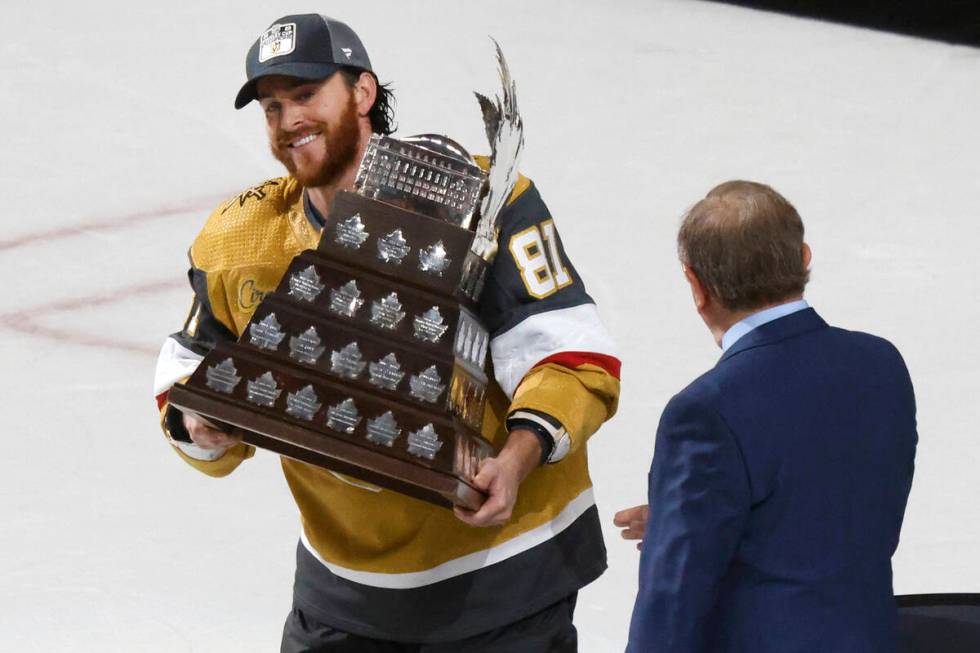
[153,173,620,641]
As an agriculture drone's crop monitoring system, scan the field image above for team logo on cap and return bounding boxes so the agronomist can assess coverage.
[258,23,296,62]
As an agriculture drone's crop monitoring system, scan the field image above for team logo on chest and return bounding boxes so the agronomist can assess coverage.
[259,23,296,62]
[238,279,270,311]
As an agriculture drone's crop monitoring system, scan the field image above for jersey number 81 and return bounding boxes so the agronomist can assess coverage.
[508,220,572,299]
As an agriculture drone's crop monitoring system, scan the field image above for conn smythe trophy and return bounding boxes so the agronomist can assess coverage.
[168,43,525,510]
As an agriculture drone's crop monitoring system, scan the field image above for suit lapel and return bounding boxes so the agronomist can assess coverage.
[718,308,828,364]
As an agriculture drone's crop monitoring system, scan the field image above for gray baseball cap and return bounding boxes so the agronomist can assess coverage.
[234,14,373,109]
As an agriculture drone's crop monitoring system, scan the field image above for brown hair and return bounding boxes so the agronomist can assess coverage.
[338,67,396,136]
[678,180,809,311]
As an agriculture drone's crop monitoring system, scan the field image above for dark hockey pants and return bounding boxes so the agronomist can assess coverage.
[280,592,578,652]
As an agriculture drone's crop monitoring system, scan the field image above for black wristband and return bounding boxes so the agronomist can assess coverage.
[164,406,193,443]
[506,418,554,466]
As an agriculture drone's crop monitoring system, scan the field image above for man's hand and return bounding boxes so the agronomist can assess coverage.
[182,412,241,451]
[454,428,542,528]
[613,504,650,550]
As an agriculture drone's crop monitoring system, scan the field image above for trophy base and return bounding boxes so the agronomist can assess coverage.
[168,384,487,510]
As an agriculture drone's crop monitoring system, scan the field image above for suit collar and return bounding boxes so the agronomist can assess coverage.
[718,308,828,363]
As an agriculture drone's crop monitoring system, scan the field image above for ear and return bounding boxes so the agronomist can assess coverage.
[802,242,812,270]
[683,265,709,312]
[351,71,377,118]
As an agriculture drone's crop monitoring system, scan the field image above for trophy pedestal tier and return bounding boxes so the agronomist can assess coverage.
[168,343,494,510]
[320,192,490,303]
[277,250,490,373]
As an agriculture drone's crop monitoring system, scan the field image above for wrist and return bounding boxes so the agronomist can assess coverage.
[506,409,570,464]
[500,428,543,483]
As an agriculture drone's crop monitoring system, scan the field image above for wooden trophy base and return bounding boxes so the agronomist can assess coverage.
[168,382,488,510]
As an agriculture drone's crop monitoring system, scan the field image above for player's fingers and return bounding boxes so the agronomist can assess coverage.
[189,425,239,449]
[211,435,241,449]
[466,493,510,527]
[471,459,499,492]
[453,506,477,524]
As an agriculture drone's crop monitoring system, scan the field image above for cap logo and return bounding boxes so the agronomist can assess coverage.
[258,23,296,63]
[341,47,353,59]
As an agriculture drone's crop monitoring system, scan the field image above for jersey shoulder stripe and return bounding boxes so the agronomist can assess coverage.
[472,155,532,205]
[490,303,618,397]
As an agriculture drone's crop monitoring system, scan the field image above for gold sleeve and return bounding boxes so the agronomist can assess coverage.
[157,383,256,477]
[171,441,255,478]
[508,362,620,455]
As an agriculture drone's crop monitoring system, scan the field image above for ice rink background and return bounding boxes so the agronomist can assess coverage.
[2,1,978,650]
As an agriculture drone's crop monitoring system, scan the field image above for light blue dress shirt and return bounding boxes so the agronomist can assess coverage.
[721,299,810,353]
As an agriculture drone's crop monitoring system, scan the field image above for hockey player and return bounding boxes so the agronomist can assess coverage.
[154,14,620,652]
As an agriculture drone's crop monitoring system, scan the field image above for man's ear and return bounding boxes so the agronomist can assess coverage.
[802,242,812,270]
[352,71,377,118]
[683,265,708,312]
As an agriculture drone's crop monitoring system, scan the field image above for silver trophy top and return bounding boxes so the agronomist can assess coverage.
[353,133,487,229]
[351,40,525,262]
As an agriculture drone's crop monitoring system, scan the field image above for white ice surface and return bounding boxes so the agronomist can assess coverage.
[1,1,979,651]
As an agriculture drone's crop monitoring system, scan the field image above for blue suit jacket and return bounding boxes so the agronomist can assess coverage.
[627,309,917,652]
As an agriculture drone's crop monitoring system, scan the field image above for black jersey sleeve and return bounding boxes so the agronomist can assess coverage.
[154,261,237,443]
[478,182,594,337]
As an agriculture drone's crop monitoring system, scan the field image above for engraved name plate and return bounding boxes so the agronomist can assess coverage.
[329,280,365,318]
[418,241,451,276]
[289,326,326,365]
[407,423,443,460]
[246,371,281,407]
[330,342,367,379]
[205,358,241,394]
[326,398,361,434]
[377,229,410,264]
[409,365,446,403]
[334,214,369,249]
[285,385,321,421]
[368,353,405,391]
[249,313,286,351]
[413,307,449,343]
[366,411,401,447]
[288,266,325,302]
[370,292,406,330]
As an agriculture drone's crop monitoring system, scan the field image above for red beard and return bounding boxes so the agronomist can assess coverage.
[269,94,361,189]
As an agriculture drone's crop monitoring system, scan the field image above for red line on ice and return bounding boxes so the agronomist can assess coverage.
[3,279,187,319]
[0,193,227,252]
[0,279,186,356]
[0,192,231,353]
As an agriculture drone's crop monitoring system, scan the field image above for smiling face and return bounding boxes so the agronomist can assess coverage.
[257,72,364,189]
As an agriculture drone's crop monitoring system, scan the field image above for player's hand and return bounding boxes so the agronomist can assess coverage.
[613,504,650,550]
[182,412,241,450]
[454,429,541,528]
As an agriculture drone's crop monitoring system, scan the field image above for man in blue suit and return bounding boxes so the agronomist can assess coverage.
[618,181,917,652]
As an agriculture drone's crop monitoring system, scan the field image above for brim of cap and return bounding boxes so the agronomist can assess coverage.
[234,62,346,109]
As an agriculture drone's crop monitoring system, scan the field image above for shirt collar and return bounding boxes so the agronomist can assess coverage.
[721,299,810,353]
[303,190,326,230]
